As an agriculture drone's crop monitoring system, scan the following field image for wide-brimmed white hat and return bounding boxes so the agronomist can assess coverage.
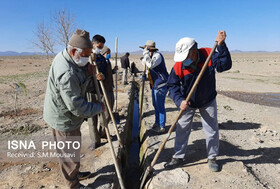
[174,37,196,62]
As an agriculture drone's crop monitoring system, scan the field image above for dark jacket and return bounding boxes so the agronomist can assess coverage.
[104,59,114,93]
[121,55,130,69]
[167,43,232,108]
[87,53,108,94]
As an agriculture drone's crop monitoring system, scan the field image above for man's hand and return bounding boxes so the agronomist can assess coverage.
[96,73,105,81]
[216,30,226,45]
[88,64,97,76]
[180,100,191,111]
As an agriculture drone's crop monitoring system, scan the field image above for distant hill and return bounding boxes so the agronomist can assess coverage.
[1,50,279,56]
[124,49,280,55]
[230,49,280,53]
[123,50,174,55]
[0,51,46,56]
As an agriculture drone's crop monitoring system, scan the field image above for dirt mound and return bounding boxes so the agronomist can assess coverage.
[0,123,42,136]
[0,108,42,119]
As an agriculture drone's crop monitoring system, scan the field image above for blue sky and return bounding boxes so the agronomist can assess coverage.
[0,0,279,53]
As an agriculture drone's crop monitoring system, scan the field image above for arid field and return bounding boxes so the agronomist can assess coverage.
[0,52,279,188]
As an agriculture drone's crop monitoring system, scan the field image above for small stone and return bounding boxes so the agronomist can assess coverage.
[227,120,233,124]
[43,167,51,172]
[242,167,248,173]
[250,135,261,143]
[260,126,268,133]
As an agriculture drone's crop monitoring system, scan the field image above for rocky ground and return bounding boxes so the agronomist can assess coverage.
[0,52,279,188]
[141,53,280,189]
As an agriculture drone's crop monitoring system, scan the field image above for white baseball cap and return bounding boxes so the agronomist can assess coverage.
[174,37,196,62]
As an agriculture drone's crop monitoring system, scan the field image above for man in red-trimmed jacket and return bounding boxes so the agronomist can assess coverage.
[165,31,232,172]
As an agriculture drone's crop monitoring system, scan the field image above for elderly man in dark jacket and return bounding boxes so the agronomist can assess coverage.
[165,31,232,172]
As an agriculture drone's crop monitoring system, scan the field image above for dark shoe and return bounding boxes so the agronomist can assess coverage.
[153,127,165,134]
[152,123,159,129]
[78,184,86,189]
[78,183,91,189]
[100,134,107,139]
[208,158,219,172]
[78,171,92,181]
[88,143,101,151]
[164,158,184,169]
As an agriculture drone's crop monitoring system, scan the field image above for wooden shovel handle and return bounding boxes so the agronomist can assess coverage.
[90,54,123,148]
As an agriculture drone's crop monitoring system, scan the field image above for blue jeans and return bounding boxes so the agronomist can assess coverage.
[152,85,168,128]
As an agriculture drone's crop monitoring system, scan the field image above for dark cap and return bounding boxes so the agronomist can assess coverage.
[69,29,93,49]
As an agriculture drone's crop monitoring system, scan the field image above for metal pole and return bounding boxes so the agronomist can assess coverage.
[115,37,118,112]
[139,64,147,122]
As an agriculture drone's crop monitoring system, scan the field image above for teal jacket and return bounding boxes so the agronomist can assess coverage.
[43,49,102,132]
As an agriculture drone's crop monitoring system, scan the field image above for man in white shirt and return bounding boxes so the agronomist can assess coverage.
[141,40,169,133]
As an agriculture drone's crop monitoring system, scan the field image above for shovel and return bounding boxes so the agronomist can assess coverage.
[91,53,123,148]
[139,64,147,122]
[140,41,218,189]
[113,37,120,124]
[90,56,125,189]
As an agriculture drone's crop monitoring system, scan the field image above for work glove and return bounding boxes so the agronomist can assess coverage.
[143,47,149,57]
[141,74,147,81]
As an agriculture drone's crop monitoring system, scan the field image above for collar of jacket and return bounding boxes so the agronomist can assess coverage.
[62,48,78,67]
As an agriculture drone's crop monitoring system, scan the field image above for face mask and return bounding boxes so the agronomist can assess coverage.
[92,48,102,54]
[73,52,89,67]
[182,58,193,67]
[106,54,111,60]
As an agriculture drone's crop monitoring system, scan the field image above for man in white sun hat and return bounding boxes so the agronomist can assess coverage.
[165,31,232,172]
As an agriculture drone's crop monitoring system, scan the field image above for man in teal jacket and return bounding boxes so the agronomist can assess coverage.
[43,29,105,189]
